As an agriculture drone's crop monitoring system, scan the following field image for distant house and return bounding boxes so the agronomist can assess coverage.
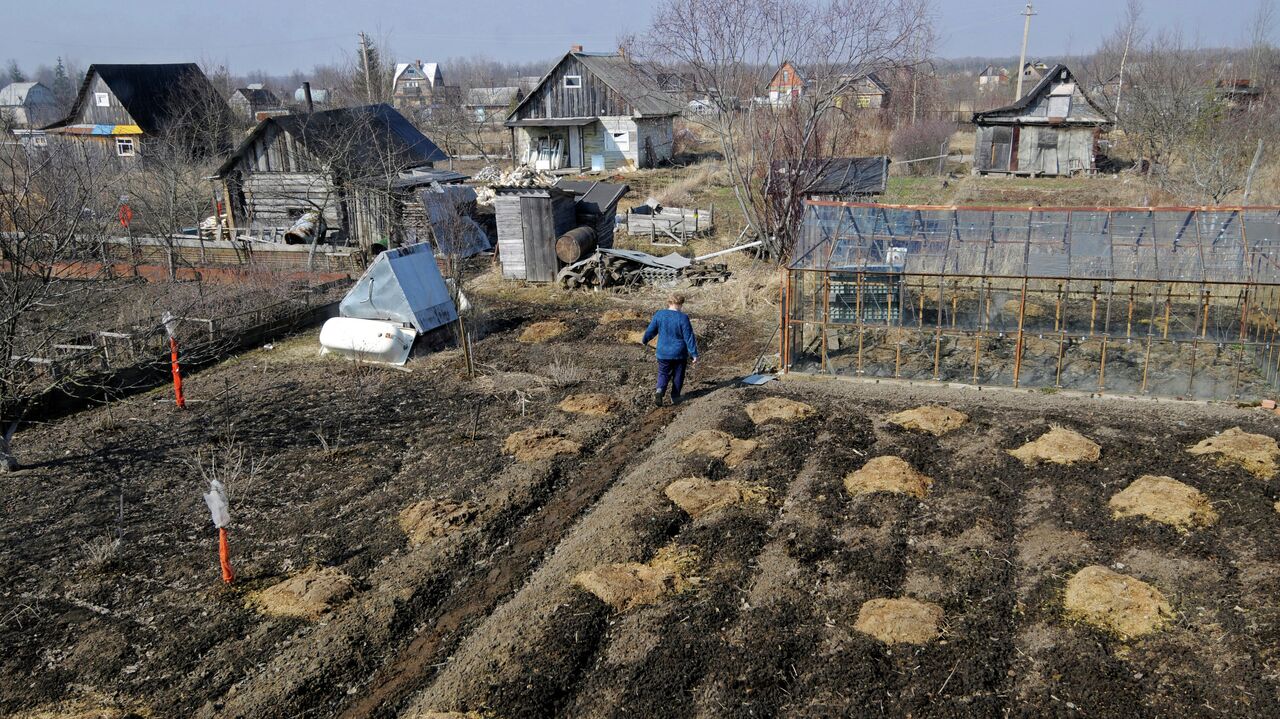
[210,104,449,250]
[1020,61,1050,86]
[977,65,1009,89]
[768,61,808,105]
[0,82,59,129]
[972,65,1112,176]
[228,84,283,121]
[465,86,523,123]
[392,61,461,115]
[43,63,229,161]
[505,47,681,171]
[836,73,891,110]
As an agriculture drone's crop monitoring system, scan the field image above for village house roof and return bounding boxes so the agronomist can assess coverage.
[45,63,222,134]
[213,103,447,179]
[506,51,682,124]
[231,87,280,106]
[770,156,890,196]
[0,82,55,107]
[973,64,1112,125]
[465,87,522,107]
[393,62,443,88]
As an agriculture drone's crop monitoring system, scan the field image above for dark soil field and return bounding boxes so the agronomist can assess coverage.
[2,278,1280,719]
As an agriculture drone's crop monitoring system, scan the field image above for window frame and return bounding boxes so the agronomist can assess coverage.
[563,75,583,89]
[94,92,110,107]
[115,137,135,157]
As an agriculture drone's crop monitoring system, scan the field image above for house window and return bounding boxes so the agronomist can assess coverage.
[564,75,582,88]
[405,81,419,88]
[611,131,630,151]
[115,137,135,157]
[782,70,790,82]
[95,92,110,107]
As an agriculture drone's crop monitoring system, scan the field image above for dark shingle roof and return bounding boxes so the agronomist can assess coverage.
[506,52,682,122]
[232,87,280,106]
[213,104,447,179]
[47,63,224,133]
[770,156,889,196]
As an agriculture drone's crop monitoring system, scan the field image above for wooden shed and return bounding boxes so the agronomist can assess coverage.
[494,180,629,282]
[971,65,1112,177]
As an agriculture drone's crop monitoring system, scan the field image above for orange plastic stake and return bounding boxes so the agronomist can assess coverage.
[169,335,186,409]
[218,527,234,584]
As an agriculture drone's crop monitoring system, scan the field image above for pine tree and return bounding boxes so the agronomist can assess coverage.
[6,60,26,84]
[52,57,72,109]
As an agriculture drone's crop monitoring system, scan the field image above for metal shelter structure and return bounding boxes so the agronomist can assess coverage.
[783,201,1280,400]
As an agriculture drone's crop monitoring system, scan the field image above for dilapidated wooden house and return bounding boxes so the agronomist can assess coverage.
[505,48,680,171]
[972,65,1111,177]
[43,63,229,161]
[211,104,448,249]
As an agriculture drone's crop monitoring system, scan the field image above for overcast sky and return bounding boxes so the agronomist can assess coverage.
[0,0,1268,75]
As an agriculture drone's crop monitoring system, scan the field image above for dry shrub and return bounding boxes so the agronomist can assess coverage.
[248,567,355,621]
[1186,427,1279,478]
[1064,565,1172,639]
[664,477,768,518]
[541,355,586,386]
[80,535,122,574]
[558,393,617,416]
[844,456,933,499]
[890,120,955,176]
[887,406,969,436]
[854,597,944,644]
[745,396,815,424]
[1008,426,1101,466]
[503,428,582,462]
[573,545,700,612]
[1109,475,1218,531]
[693,261,781,319]
[678,429,758,467]
[399,499,478,545]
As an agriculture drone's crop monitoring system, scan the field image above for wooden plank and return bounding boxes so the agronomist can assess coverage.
[521,195,559,282]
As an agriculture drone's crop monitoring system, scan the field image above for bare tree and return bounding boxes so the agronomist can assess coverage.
[0,143,117,470]
[632,0,932,260]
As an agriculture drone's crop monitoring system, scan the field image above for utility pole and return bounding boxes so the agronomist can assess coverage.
[359,31,374,104]
[1015,2,1037,100]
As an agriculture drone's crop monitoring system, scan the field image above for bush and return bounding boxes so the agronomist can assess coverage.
[890,121,955,176]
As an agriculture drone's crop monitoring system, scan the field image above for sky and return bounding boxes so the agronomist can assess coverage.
[0,0,1268,75]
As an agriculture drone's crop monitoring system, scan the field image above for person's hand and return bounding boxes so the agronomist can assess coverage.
[691,356,699,364]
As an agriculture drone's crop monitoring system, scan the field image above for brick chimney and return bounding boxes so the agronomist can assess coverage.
[571,44,583,53]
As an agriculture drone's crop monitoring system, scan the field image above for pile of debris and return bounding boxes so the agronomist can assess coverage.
[558,247,730,290]
[473,165,556,206]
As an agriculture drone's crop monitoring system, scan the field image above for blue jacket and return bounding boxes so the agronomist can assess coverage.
[643,309,699,360]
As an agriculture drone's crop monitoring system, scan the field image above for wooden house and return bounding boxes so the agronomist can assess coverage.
[392,61,460,116]
[465,87,523,124]
[836,73,891,109]
[972,65,1112,177]
[977,65,1009,89]
[43,63,228,161]
[228,85,283,121]
[210,104,448,250]
[1020,61,1050,87]
[0,82,59,129]
[505,48,680,171]
[767,61,808,105]
[494,179,628,281]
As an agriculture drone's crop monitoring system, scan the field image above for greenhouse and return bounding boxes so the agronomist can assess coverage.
[783,201,1280,400]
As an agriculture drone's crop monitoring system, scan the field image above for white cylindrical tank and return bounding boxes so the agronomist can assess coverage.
[319,317,417,365]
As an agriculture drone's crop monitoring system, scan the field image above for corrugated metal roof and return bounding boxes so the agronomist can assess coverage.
[213,104,447,179]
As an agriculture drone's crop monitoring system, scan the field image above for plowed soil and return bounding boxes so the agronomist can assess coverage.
[3,289,1280,719]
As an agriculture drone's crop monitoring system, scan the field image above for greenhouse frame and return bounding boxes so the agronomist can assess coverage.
[783,201,1280,400]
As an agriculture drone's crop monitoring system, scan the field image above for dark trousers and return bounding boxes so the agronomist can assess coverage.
[656,358,688,398]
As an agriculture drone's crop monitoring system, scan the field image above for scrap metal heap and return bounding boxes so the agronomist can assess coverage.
[558,247,730,290]
[473,165,557,206]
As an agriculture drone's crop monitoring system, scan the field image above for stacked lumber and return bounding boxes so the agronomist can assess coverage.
[557,252,731,291]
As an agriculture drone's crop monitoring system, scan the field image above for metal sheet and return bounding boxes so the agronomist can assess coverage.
[339,242,457,333]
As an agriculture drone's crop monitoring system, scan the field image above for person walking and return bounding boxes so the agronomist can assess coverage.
[642,293,699,406]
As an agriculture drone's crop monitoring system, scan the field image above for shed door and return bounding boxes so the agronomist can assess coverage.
[520,196,559,282]
[568,125,583,167]
[989,127,1012,171]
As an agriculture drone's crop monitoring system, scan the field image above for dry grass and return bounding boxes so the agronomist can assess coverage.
[573,545,701,612]
[844,456,933,499]
[1064,565,1172,639]
[80,535,122,573]
[664,478,769,518]
[854,597,944,645]
[651,161,726,207]
[541,355,586,387]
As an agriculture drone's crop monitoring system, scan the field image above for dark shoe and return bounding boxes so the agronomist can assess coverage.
[653,391,664,407]
[670,395,682,405]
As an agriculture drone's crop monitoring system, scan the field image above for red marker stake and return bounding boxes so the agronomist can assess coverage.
[169,335,186,409]
[218,527,234,584]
